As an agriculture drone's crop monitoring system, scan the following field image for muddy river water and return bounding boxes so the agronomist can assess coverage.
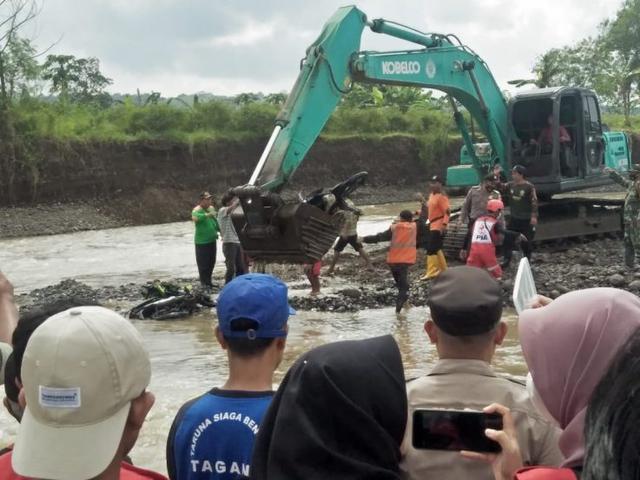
[0,201,525,474]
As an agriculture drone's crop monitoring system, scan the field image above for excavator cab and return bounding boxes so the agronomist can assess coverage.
[508,87,629,197]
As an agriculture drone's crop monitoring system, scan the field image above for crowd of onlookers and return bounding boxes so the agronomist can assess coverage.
[0,264,638,480]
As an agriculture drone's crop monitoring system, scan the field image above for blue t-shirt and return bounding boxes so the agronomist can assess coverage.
[167,388,274,480]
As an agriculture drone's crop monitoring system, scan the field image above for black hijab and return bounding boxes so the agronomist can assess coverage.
[251,335,407,480]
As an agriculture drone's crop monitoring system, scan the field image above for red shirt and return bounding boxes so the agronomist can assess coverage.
[516,466,578,480]
[539,126,571,144]
[0,450,168,480]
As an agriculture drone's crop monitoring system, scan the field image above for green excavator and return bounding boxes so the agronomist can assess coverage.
[232,5,631,263]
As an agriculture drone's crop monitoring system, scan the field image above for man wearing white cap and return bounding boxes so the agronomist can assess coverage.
[0,306,166,480]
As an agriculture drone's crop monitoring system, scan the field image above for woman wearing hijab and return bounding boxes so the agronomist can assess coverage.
[461,288,640,480]
[251,335,407,480]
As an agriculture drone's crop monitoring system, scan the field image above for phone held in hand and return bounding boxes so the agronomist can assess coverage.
[412,409,503,453]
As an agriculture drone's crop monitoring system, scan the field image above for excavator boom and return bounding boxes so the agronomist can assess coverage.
[234,6,509,263]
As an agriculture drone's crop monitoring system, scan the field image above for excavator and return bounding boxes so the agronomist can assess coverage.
[231,5,631,263]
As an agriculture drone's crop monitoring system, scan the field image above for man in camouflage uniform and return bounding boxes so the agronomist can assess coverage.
[606,165,640,267]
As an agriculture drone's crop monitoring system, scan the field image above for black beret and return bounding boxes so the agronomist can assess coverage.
[428,266,502,336]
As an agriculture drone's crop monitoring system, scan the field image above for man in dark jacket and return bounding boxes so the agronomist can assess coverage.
[502,165,538,267]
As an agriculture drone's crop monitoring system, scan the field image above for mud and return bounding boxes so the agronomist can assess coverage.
[16,236,637,314]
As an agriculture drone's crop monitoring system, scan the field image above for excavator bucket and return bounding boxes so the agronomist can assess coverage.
[230,186,340,264]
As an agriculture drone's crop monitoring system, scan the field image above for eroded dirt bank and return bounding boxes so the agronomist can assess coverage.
[1,135,460,238]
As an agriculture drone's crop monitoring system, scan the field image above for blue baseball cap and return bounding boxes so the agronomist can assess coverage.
[217,274,295,339]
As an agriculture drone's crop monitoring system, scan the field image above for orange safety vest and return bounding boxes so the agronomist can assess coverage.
[387,221,417,265]
[0,450,168,480]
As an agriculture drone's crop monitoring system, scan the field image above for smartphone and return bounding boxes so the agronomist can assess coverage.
[412,409,503,453]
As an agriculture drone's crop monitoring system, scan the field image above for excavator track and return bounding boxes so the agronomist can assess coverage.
[442,197,624,260]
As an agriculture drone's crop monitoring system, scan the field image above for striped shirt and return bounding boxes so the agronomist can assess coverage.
[217,207,240,244]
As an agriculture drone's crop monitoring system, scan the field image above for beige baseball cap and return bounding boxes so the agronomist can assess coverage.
[12,306,151,480]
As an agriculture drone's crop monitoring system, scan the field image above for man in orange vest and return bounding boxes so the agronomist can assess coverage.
[422,175,450,280]
[363,210,417,313]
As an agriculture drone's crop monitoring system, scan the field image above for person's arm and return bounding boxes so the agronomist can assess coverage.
[605,168,631,188]
[460,190,472,224]
[633,180,640,200]
[0,272,18,345]
[442,196,450,229]
[559,126,571,143]
[533,423,564,467]
[529,185,538,226]
[191,207,206,223]
[362,228,393,244]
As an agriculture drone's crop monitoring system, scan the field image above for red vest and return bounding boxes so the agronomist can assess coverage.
[516,467,578,480]
[387,222,417,264]
[0,450,168,480]
[470,215,498,246]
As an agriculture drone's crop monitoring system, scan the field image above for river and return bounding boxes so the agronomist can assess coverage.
[0,201,525,474]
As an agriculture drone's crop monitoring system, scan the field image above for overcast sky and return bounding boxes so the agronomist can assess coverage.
[24,0,623,97]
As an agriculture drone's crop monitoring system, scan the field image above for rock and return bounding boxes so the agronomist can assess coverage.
[340,288,361,298]
[550,290,561,299]
[629,280,640,290]
[608,274,626,287]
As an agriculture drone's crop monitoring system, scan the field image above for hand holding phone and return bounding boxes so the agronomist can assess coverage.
[460,404,524,480]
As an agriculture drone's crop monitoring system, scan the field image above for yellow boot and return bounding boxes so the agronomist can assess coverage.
[420,255,441,280]
[436,250,448,273]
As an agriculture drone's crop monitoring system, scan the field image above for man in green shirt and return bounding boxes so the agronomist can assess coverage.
[192,191,219,289]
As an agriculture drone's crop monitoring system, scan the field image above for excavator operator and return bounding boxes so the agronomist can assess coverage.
[531,114,571,152]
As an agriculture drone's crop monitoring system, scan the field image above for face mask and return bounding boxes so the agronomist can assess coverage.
[525,373,559,427]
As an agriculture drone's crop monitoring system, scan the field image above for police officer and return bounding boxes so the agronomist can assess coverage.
[606,165,640,268]
[400,267,563,480]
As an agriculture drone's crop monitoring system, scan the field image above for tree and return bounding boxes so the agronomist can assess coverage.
[0,0,41,203]
[0,0,39,107]
[509,49,564,88]
[342,83,433,112]
[265,92,287,105]
[41,54,112,103]
[233,92,262,105]
[600,0,640,125]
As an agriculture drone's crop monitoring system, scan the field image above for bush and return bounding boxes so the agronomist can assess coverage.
[233,103,278,135]
[189,100,233,132]
[125,104,188,136]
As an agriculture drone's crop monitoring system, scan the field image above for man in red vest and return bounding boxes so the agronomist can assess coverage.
[466,199,528,281]
[466,199,505,280]
[363,210,417,313]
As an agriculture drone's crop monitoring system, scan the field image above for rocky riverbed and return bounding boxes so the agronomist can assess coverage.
[15,236,638,314]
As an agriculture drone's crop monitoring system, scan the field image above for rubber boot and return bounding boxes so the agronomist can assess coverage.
[436,250,448,273]
[420,255,441,280]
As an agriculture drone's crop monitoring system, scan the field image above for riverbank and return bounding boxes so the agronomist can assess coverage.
[16,236,637,313]
[0,184,425,239]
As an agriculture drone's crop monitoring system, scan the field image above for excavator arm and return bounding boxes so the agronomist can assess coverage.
[252,6,508,190]
[233,5,509,263]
